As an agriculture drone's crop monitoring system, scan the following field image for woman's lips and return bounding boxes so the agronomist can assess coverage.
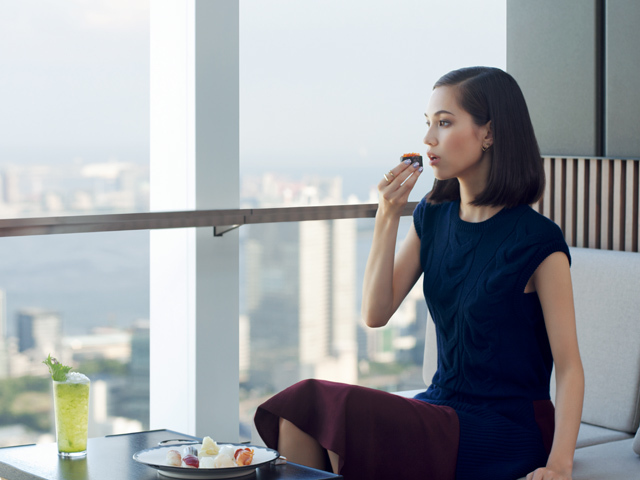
[428,154,440,166]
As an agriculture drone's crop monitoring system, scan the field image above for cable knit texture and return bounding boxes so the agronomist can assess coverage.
[412,198,570,479]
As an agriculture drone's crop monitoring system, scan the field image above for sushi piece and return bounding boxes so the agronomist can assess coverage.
[199,457,216,468]
[218,445,235,458]
[401,152,423,167]
[182,445,198,457]
[213,453,236,468]
[166,449,182,467]
[183,454,199,468]
[235,448,254,466]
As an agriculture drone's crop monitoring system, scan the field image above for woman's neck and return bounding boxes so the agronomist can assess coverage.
[458,179,503,223]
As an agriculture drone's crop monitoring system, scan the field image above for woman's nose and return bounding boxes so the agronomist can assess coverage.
[424,129,437,146]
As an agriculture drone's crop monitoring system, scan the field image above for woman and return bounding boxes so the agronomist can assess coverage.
[254,67,584,480]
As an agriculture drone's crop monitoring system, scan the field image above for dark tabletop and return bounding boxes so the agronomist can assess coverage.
[0,429,342,480]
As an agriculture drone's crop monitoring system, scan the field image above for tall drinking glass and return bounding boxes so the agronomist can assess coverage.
[52,373,91,457]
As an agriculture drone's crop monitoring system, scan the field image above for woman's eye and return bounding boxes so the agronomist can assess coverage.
[439,120,450,126]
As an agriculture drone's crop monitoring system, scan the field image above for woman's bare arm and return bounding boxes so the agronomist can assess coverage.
[362,160,424,328]
[527,251,585,480]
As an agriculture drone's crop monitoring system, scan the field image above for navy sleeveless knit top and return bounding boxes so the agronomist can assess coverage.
[413,198,571,402]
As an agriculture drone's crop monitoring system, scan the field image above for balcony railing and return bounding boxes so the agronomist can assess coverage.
[1,156,637,252]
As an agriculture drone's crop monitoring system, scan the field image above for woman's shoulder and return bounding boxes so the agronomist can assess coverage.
[515,204,565,236]
[412,196,453,233]
[511,204,571,263]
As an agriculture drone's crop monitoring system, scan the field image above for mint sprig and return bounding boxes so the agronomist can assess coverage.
[43,354,73,382]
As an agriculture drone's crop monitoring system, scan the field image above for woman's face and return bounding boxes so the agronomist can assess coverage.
[423,86,492,183]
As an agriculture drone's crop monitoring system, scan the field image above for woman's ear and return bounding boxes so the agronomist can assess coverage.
[483,120,493,147]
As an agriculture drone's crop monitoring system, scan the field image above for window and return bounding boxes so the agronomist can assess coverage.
[0,1,150,447]
[0,0,506,447]
[237,0,506,441]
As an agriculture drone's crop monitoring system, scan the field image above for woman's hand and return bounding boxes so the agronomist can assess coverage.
[526,466,572,480]
[376,158,423,218]
[361,157,424,328]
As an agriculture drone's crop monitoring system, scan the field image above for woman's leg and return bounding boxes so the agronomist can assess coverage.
[278,418,340,473]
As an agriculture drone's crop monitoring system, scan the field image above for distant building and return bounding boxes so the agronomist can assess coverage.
[0,340,9,379]
[244,175,359,392]
[63,328,132,363]
[16,308,62,355]
[0,289,6,339]
[0,290,7,377]
[246,218,358,392]
[126,320,150,428]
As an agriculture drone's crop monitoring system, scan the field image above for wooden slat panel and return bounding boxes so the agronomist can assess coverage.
[570,158,579,247]
[624,161,634,251]
[589,159,599,249]
[575,158,587,247]
[606,159,615,250]
[557,157,567,234]
[540,156,639,252]
[543,157,551,217]
[631,162,640,252]
[614,159,626,251]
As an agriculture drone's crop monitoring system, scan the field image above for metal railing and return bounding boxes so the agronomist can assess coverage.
[0,202,417,238]
[1,156,637,252]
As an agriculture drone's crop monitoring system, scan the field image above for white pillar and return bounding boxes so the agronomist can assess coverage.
[150,0,239,441]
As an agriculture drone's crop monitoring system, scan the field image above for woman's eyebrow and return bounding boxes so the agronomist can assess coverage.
[424,110,455,119]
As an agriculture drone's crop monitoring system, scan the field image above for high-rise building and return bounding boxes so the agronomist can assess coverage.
[124,320,150,429]
[0,289,6,339]
[0,290,7,377]
[246,217,358,392]
[16,308,62,355]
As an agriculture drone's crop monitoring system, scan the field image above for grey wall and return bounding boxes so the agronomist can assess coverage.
[605,0,640,157]
[507,0,600,156]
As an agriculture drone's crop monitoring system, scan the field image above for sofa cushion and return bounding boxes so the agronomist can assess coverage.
[571,438,639,479]
[566,247,640,434]
[515,439,639,480]
[575,422,632,448]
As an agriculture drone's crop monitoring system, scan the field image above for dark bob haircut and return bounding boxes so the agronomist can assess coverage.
[427,66,545,208]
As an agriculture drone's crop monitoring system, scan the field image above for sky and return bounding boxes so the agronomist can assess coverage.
[0,0,149,163]
[0,0,506,200]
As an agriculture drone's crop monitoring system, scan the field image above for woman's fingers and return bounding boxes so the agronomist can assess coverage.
[377,160,423,216]
[378,159,423,192]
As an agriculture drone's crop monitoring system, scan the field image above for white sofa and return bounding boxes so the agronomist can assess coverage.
[398,247,640,479]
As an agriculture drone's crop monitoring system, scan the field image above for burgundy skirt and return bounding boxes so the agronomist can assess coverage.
[254,379,460,480]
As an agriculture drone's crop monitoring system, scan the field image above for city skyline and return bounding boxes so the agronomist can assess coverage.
[0,169,428,447]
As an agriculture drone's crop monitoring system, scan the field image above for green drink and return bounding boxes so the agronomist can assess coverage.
[53,375,90,457]
[43,355,91,457]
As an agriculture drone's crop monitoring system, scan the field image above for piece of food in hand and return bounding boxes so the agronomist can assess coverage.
[183,454,199,468]
[401,152,423,167]
[199,456,216,468]
[42,354,73,381]
[213,453,236,468]
[198,436,220,458]
[166,450,182,467]
[234,447,254,466]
